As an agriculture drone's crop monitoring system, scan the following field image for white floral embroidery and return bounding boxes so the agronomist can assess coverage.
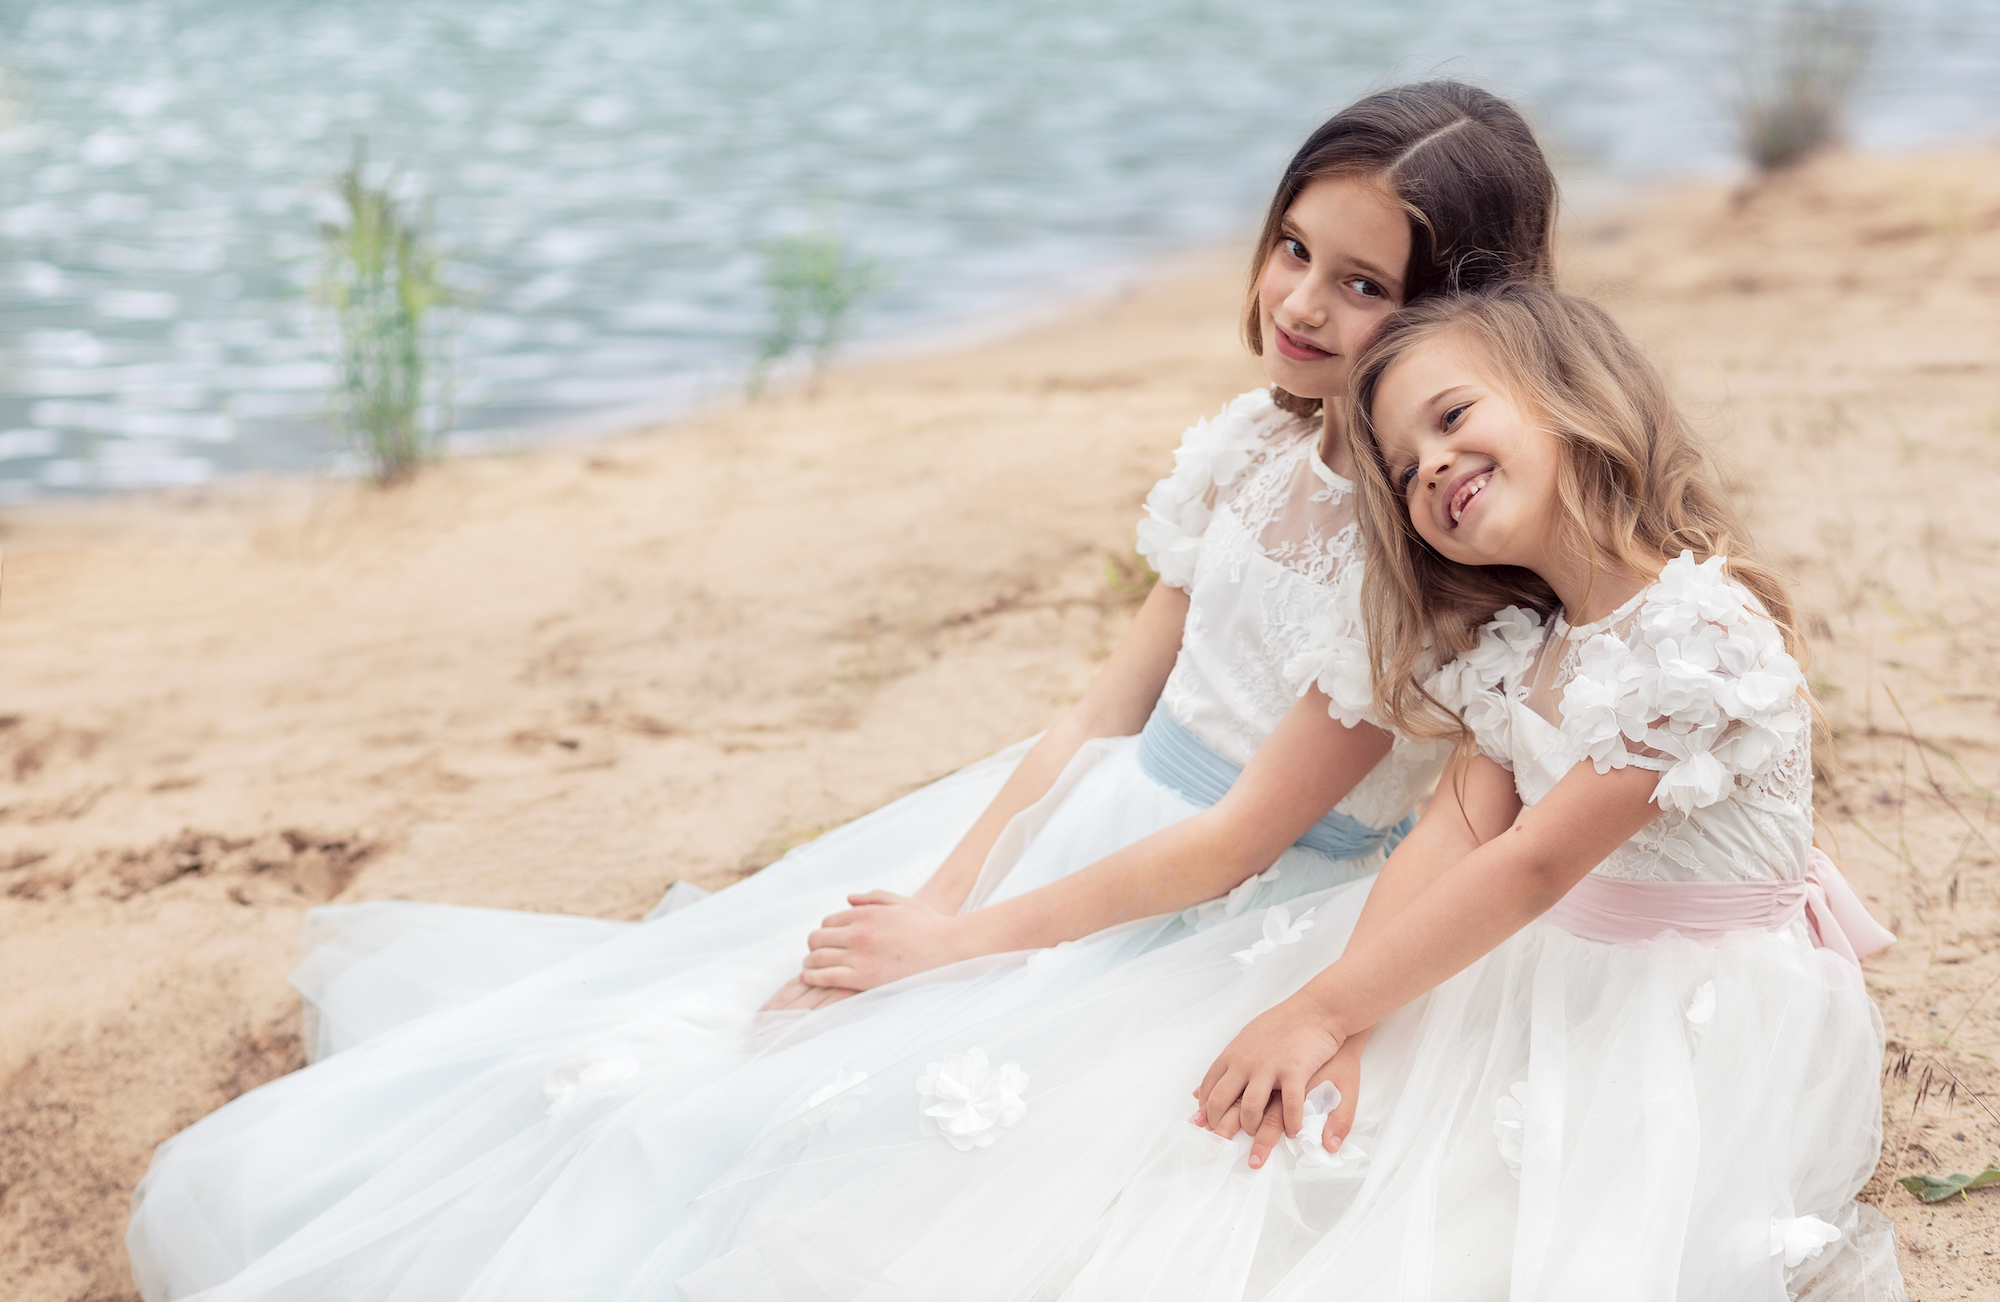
[544,1053,641,1118]
[1770,1214,1842,1268]
[1182,864,1282,928]
[1281,568,1375,728]
[916,1048,1029,1151]
[1686,981,1716,1029]
[1493,1081,1530,1178]
[1231,905,1316,968]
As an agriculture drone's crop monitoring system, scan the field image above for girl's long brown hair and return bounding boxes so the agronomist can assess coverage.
[1345,282,1811,742]
[1245,82,1559,418]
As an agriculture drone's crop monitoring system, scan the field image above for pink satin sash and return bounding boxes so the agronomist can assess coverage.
[1543,848,1895,966]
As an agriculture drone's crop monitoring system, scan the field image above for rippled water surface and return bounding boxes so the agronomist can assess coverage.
[0,0,1993,496]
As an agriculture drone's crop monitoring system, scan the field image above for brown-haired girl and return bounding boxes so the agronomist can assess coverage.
[1191,282,1899,1298]
[129,88,1573,1301]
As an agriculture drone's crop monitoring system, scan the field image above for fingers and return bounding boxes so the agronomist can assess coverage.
[814,910,858,932]
[1280,1070,1306,1143]
[802,946,854,970]
[1322,1081,1358,1152]
[799,964,862,989]
[1248,1102,1287,1169]
[1236,1071,1277,1140]
[760,978,812,1012]
[846,890,911,907]
[1200,1067,1247,1133]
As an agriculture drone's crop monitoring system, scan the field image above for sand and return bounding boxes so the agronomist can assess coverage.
[3,142,1998,1299]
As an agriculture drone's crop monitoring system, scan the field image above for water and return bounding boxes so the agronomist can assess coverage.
[0,0,1992,498]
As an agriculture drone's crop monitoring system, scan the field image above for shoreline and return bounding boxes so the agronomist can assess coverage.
[3,141,1999,1297]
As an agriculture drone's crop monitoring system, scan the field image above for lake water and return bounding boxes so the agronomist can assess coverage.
[0,0,1993,498]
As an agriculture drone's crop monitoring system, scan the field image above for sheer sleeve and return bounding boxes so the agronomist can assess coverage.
[1425,605,1546,768]
[1133,391,1272,591]
[1559,552,1809,814]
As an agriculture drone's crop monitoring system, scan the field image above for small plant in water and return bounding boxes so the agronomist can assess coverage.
[1725,0,1875,174]
[748,213,886,398]
[317,142,453,484]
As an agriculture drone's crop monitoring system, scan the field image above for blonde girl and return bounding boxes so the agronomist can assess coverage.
[1191,282,1898,1300]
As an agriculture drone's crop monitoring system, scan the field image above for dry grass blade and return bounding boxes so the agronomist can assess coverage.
[1725,0,1875,173]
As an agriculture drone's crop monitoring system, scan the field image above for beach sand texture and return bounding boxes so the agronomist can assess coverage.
[2,143,1997,1299]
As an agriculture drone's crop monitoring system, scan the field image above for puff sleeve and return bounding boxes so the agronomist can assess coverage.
[1280,565,1375,727]
[1558,552,1809,815]
[1429,605,1547,769]
[1134,391,1269,591]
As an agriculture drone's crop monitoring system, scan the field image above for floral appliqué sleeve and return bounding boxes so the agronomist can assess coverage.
[1559,552,1808,814]
[1133,391,1270,591]
[1428,605,1547,768]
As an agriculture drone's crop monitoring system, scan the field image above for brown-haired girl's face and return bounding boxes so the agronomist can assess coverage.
[1372,333,1563,575]
[1256,176,1410,405]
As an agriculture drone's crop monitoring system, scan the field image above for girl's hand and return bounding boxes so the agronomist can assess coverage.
[759,977,859,1012]
[1203,1028,1367,1170]
[1192,993,1344,1151]
[797,890,970,991]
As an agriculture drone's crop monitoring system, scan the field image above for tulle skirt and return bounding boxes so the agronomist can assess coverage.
[127,735,1394,1300]
[670,894,1892,1302]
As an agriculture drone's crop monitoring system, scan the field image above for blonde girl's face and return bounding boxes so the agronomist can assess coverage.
[1256,175,1411,404]
[1371,333,1566,575]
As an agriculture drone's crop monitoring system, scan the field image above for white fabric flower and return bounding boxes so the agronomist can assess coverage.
[800,1068,870,1115]
[1685,981,1716,1029]
[1652,637,1723,718]
[1286,1082,1363,1171]
[544,1053,641,1118]
[1654,750,1732,814]
[1770,1214,1842,1269]
[916,1048,1029,1151]
[1493,1081,1530,1178]
[1134,399,1266,589]
[1232,905,1317,968]
[1448,606,1544,698]
[1640,552,1747,640]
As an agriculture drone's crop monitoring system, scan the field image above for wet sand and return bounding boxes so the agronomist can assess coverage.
[3,142,1998,1298]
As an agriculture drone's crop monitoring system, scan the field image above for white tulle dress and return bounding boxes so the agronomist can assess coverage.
[126,389,1450,1300]
[623,555,1898,1302]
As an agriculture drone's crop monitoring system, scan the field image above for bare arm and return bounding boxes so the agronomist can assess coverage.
[797,687,1393,990]
[910,580,1190,913]
[1198,755,1663,1139]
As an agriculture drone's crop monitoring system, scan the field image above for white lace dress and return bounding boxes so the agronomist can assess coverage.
[126,391,1448,1301]
[653,557,1894,1302]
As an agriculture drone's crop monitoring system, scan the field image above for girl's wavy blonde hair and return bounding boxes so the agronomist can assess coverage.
[1345,282,1811,743]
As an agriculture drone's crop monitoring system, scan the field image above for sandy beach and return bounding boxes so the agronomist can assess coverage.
[3,142,1999,1298]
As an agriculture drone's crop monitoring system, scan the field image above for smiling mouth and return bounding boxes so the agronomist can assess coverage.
[1274,325,1332,360]
[1447,470,1492,527]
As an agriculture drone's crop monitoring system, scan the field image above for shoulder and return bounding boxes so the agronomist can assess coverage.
[1425,605,1547,767]
[1430,605,1547,709]
[1571,552,1808,811]
[1136,390,1307,588]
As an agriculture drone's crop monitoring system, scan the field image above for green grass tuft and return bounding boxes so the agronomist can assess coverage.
[317,141,454,484]
[748,215,887,398]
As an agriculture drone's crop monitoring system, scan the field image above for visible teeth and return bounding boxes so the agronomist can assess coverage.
[1450,474,1489,525]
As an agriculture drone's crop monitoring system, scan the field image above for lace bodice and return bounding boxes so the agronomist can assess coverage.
[1135,390,1446,832]
[1436,553,1814,883]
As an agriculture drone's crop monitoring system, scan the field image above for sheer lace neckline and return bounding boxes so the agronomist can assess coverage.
[1550,586,1650,641]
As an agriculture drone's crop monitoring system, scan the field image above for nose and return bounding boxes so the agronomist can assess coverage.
[1284,274,1330,329]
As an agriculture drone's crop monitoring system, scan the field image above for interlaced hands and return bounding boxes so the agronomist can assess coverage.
[759,889,965,1012]
[1191,997,1357,1169]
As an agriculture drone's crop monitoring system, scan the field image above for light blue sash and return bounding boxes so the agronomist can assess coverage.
[1136,705,1415,860]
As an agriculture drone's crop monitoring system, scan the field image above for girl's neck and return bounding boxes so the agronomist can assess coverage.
[1541,547,1658,629]
[1316,406,1354,480]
